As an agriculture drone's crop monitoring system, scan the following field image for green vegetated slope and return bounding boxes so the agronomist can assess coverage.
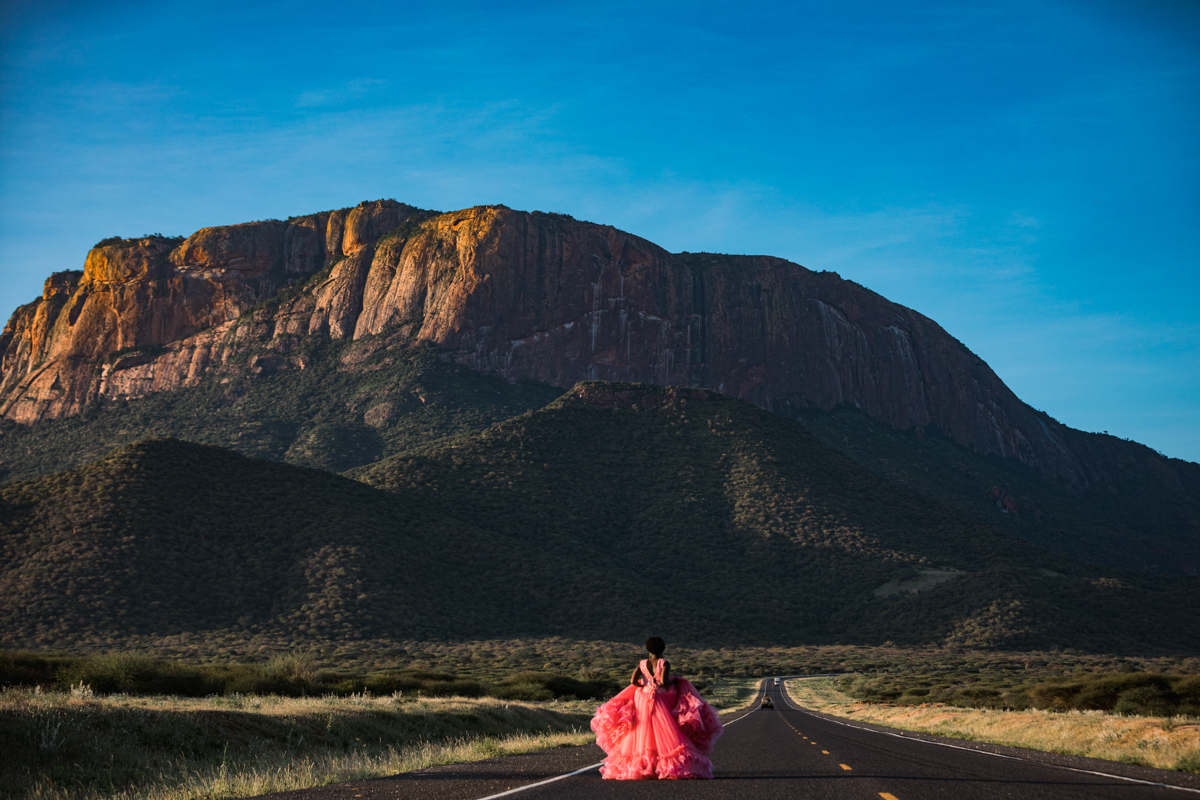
[2,382,1197,654]
[797,406,1200,575]
[349,382,1198,653]
[0,437,470,646]
[0,341,560,483]
[5,351,1193,583]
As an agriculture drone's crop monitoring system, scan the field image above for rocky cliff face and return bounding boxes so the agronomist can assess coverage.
[0,201,424,423]
[0,200,1169,491]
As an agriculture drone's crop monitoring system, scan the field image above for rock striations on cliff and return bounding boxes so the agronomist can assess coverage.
[0,199,1190,505]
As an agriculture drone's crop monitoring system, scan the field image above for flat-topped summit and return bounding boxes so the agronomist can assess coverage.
[0,200,1074,477]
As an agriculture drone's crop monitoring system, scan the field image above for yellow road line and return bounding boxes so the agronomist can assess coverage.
[840,764,852,771]
[822,750,829,754]
[879,794,899,800]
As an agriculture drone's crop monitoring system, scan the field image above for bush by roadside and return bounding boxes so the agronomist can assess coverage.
[0,650,620,701]
[837,671,1200,717]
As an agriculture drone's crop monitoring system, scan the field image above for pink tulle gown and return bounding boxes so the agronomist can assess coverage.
[590,658,724,780]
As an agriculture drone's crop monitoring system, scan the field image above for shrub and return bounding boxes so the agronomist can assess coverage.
[263,651,321,687]
[1114,685,1176,717]
[1173,675,1200,709]
[1074,674,1172,711]
[58,652,163,694]
[0,651,61,688]
[363,674,426,695]
[420,680,486,698]
[493,682,554,701]
[953,687,1002,708]
[1028,682,1084,712]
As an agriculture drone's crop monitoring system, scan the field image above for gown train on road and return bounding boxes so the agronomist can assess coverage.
[590,658,724,780]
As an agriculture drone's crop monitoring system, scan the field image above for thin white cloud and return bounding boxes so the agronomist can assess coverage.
[295,78,388,108]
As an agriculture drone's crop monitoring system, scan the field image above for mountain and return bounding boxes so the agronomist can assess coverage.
[2,384,1197,654]
[0,201,1150,476]
[0,199,1196,575]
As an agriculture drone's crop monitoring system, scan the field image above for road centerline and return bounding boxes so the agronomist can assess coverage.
[778,678,1200,796]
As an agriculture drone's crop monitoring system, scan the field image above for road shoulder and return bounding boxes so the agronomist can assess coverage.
[788,701,1200,793]
[247,743,606,800]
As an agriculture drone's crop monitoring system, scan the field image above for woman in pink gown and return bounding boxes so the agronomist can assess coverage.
[590,637,724,779]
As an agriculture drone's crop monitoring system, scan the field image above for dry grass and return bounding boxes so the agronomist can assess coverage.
[704,677,764,714]
[1,688,595,800]
[785,677,1200,773]
[0,672,762,799]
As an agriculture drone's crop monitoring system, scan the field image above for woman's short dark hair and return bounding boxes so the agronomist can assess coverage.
[645,636,666,656]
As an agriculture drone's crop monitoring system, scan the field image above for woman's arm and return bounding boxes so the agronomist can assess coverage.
[663,660,674,686]
[631,666,643,686]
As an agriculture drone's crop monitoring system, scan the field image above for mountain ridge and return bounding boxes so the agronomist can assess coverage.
[3,382,1196,654]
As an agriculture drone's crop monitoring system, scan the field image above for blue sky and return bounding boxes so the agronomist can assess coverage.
[1,0,1197,461]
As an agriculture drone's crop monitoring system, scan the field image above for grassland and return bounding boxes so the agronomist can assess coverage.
[2,640,1198,796]
[785,677,1200,773]
[0,653,760,800]
[0,650,623,703]
[1,688,594,800]
[703,677,765,713]
[7,641,1198,705]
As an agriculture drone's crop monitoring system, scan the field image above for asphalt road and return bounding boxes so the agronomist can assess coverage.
[254,680,1200,800]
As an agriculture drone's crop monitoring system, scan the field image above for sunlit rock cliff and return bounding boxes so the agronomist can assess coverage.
[0,200,1189,498]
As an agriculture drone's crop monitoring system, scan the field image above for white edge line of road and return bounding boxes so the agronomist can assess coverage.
[472,762,604,800]
[472,681,765,800]
[778,678,1200,796]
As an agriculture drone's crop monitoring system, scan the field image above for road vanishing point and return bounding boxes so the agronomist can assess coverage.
[257,678,1200,799]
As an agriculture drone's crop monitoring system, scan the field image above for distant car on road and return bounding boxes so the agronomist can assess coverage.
[774,678,780,685]
[761,694,774,709]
